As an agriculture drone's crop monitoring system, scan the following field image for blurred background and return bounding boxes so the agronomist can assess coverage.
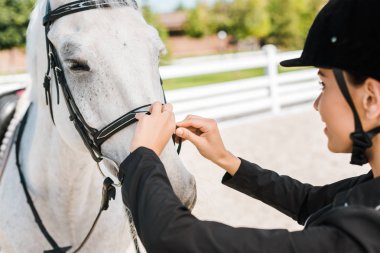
[0,0,325,74]
[0,0,370,230]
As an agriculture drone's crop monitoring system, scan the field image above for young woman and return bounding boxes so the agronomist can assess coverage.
[117,0,380,252]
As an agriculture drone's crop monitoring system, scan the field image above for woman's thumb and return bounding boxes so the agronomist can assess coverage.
[135,112,145,121]
[176,127,200,145]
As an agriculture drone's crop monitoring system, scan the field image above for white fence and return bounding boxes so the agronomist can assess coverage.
[0,74,30,95]
[163,45,319,121]
[0,46,320,122]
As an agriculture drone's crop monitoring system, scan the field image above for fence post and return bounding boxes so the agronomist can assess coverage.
[263,44,281,114]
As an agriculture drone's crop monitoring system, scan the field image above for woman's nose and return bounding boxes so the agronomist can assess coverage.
[313,94,321,111]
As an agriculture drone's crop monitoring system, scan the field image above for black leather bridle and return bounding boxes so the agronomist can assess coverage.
[42,0,180,163]
[15,1,182,252]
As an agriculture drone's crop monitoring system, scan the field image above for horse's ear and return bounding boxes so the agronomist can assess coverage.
[160,46,168,57]
[132,0,138,9]
[125,0,138,9]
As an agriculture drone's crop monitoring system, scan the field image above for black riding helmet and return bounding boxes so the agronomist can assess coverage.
[280,0,380,166]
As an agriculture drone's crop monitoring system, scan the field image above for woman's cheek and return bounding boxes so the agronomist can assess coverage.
[327,112,354,153]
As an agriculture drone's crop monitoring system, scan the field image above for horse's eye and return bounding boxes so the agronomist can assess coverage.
[67,59,90,72]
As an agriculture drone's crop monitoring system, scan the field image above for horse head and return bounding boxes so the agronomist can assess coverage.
[27,0,197,209]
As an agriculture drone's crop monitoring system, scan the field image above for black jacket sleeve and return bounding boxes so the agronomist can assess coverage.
[222,158,372,224]
[118,147,363,253]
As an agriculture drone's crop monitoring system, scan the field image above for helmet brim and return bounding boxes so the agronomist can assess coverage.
[280,57,310,67]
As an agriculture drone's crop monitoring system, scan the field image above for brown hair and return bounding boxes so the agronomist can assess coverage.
[346,71,369,86]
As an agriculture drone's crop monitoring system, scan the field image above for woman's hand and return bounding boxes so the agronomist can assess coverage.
[175,115,241,175]
[129,102,176,156]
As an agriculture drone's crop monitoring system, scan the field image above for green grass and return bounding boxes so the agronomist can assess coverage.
[278,66,310,73]
[0,70,27,76]
[162,66,311,91]
[163,68,265,90]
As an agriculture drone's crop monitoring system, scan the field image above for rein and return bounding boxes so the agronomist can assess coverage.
[15,105,123,253]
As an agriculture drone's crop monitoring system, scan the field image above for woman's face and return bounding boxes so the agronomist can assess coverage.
[314,68,355,153]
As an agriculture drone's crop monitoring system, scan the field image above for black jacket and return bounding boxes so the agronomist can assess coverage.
[118,147,380,253]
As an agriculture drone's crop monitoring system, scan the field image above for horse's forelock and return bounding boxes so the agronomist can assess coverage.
[95,0,138,9]
[37,0,139,10]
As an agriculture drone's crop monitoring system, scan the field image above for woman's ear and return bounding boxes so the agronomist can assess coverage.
[362,78,380,120]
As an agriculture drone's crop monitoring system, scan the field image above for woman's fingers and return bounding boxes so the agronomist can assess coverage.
[175,127,201,146]
[174,135,185,144]
[130,102,177,156]
[149,102,174,115]
[162,103,173,113]
[174,126,199,143]
[178,115,206,125]
[135,112,146,121]
[150,101,163,115]
[184,114,203,121]
[177,117,213,133]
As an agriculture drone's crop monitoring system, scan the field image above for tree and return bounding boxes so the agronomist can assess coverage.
[299,0,326,40]
[265,0,300,49]
[265,0,326,49]
[213,0,271,41]
[175,3,186,11]
[209,1,234,38]
[185,0,271,41]
[184,3,211,38]
[0,0,35,49]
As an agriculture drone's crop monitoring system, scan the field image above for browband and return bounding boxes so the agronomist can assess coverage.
[43,0,137,26]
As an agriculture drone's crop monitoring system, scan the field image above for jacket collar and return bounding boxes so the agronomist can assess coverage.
[334,172,380,209]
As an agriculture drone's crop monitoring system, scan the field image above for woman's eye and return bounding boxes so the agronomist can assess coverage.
[67,60,90,72]
[319,81,326,90]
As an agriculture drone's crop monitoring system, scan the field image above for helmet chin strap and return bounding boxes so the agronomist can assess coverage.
[333,69,380,165]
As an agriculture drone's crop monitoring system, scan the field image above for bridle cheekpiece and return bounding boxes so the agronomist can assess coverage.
[42,0,172,165]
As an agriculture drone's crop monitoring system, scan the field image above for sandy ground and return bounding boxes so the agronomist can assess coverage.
[179,108,370,231]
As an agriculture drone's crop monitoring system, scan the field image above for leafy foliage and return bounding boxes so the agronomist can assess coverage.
[265,0,325,49]
[0,1,168,50]
[0,0,35,49]
[0,0,327,51]
[184,3,211,38]
[184,0,326,49]
[211,0,271,41]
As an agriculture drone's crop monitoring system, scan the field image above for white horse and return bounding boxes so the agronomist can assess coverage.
[0,0,196,252]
